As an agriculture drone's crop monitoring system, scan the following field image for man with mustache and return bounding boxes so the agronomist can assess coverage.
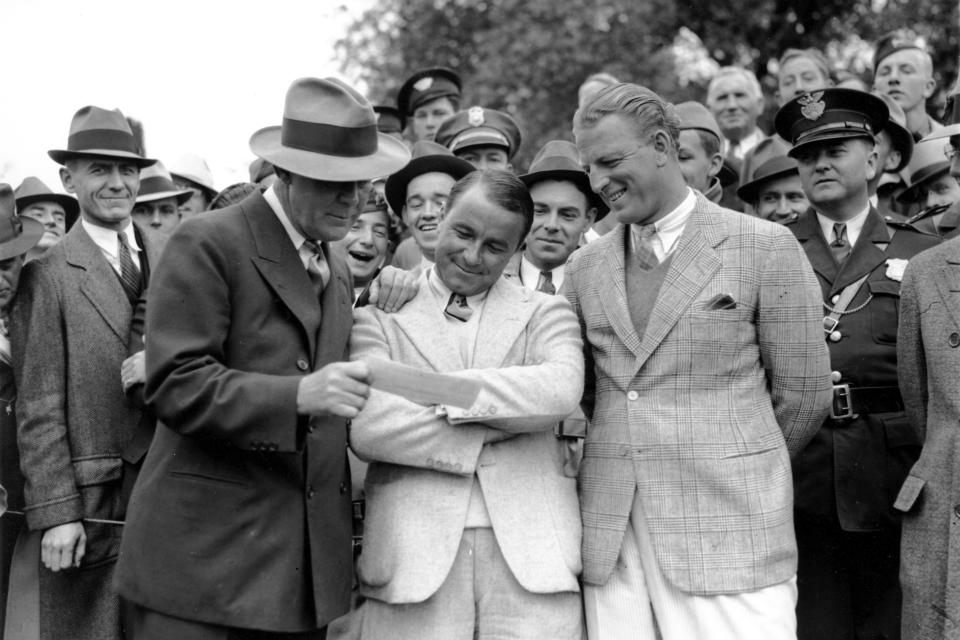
[775,87,940,640]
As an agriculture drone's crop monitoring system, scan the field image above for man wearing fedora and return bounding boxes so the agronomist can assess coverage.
[115,77,410,639]
[774,88,940,639]
[386,140,474,271]
[736,155,809,224]
[0,183,44,635]
[898,134,960,239]
[10,105,165,640]
[131,161,194,235]
[13,177,79,262]
[169,153,218,219]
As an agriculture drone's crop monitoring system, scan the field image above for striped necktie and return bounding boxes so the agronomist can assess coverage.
[830,223,850,265]
[536,270,556,295]
[117,232,142,303]
[631,223,659,270]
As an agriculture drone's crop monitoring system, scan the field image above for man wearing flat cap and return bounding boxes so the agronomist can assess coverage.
[10,105,166,640]
[116,77,411,639]
[674,102,727,203]
[873,32,943,141]
[775,87,940,640]
[397,67,462,143]
[13,176,79,262]
[435,106,522,172]
[386,140,475,271]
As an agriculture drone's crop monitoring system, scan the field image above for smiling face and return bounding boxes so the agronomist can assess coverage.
[575,114,669,226]
[276,170,368,242]
[19,201,67,250]
[334,209,391,286]
[755,173,809,223]
[874,49,935,115]
[794,137,877,219]
[918,172,960,211]
[60,157,140,230]
[707,74,763,143]
[434,185,525,296]
[525,180,595,271]
[402,171,456,260]
[411,96,456,142]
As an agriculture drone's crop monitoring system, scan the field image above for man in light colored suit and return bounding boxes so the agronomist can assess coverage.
[10,106,164,640]
[349,170,585,639]
[567,83,832,639]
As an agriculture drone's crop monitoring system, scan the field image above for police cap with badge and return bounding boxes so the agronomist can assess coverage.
[774,87,889,158]
[434,106,522,159]
[396,67,462,116]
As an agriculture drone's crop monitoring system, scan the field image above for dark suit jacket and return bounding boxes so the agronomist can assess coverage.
[788,208,940,531]
[115,191,355,633]
[10,221,165,640]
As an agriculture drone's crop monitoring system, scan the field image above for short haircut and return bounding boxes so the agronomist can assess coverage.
[446,169,534,242]
[778,48,832,83]
[574,83,681,151]
[706,66,763,104]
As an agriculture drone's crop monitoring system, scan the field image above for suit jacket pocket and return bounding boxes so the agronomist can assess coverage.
[881,412,921,449]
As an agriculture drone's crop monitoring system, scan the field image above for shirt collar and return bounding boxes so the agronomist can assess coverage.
[519,253,564,291]
[634,187,696,259]
[81,217,139,257]
[426,266,489,309]
[264,185,307,251]
[816,202,871,246]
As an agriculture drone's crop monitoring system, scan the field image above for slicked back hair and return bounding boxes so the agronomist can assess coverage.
[573,83,682,154]
[706,66,763,105]
[446,169,534,245]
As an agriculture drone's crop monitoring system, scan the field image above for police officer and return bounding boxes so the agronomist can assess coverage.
[434,106,522,172]
[775,88,940,640]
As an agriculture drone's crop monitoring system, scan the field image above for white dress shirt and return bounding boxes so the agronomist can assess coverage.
[519,254,565,292]
[632,187,697,262]
[81,218,141,274]
[263,185,330,284]
[816,203,871,248]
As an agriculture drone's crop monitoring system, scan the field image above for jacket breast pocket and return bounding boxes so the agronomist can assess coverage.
[868,279,900,345]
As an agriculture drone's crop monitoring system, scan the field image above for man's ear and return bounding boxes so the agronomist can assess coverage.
[506,162,514,173]
[865,144,880,183]
[883,149,902,173]
[653,130,672,166]
[707,152,724,179]
[59,167,75,194]
[583,206,598,228]
[923,77,937,100]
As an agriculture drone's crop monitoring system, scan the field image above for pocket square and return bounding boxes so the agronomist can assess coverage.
[704,293,737,310]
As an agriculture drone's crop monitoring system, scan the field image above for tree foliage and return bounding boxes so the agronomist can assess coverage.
[337,0,958,170]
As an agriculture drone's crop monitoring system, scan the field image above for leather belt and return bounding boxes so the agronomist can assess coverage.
[829,384,904,420]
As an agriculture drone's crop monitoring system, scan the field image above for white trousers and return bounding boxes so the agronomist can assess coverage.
[583,493,798,640]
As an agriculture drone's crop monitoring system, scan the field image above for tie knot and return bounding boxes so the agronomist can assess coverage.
[635,223,656,239]
[536,271,556,295]
[303,239,322,256]
[831,223,848,247]
[444,292,473,322]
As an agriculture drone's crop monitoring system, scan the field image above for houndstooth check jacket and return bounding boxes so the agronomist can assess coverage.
[565,192,832,595]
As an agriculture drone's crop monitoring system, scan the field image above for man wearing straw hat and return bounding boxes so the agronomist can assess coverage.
[10,105,164,640]
[116,77,410,639]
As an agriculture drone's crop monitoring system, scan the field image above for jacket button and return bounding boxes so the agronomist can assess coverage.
[949,333,960,348]
[627,390,639,401]
[339,482,347,494]
[297,359,309,371]
[306,485,315,499]
[830,371,842,383]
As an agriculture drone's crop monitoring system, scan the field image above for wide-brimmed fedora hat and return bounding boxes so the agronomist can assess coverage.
[520,140,608,220]
[384,140,475,216]
[0,184,44,261]
[136,161,194,206]
[49,106,157,167]
[897,134,952,203]
[737,155,801,203]
[250,77,411,182]
[14,177,80,229]
[169,154,217,199]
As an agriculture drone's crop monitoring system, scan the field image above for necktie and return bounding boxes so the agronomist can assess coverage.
[302,240,330,297]
[830,223,850,265]
[444,293,472,322]
[536,270,556,295]
[117,232,143,303]
[631,223,659,270]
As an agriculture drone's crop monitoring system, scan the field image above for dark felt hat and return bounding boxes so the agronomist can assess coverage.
[384,140,475,216]
[775,88,888,157]
[736,155,801,203]
[897,135,953,203]
[14,177,80,230]
[397,67,462,116]
[0,184,44,261]
[874,92,914,172]
[435,106,522,159]
[519,140,608,219]
[374,105,406,137]
[250,77,411,182]
[48,106,157,167]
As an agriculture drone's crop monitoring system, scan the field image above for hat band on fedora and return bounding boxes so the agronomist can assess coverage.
[281,118,378,158]
[68,128,139,154]
[908,161,950,189]
[139,176,180,195]
[794,120,874,145]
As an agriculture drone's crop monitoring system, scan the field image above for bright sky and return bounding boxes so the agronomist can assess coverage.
[0,0,373,193]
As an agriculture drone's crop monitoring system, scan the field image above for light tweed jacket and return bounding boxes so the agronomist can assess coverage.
[895,237,960,640]
[565,192,832,595]
[349,271,584,604]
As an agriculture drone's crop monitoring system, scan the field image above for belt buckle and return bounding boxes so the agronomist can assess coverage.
[823,316,839,334]
[830,383,856,420]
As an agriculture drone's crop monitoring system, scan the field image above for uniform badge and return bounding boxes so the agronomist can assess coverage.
[798,91,826,121]
[468,106,485,127]
[413,77,434,92]
[884,258,908,282]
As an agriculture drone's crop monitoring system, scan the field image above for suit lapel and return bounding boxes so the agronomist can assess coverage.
[597,225,643,359]
[831,209,889,294]
[472,277,536,369]
[635,201,722,370]
[793,210,838,284]
[934,255,960,329]
[392,271,465,372]
[64,224,131,343]
[245,193,321,359]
